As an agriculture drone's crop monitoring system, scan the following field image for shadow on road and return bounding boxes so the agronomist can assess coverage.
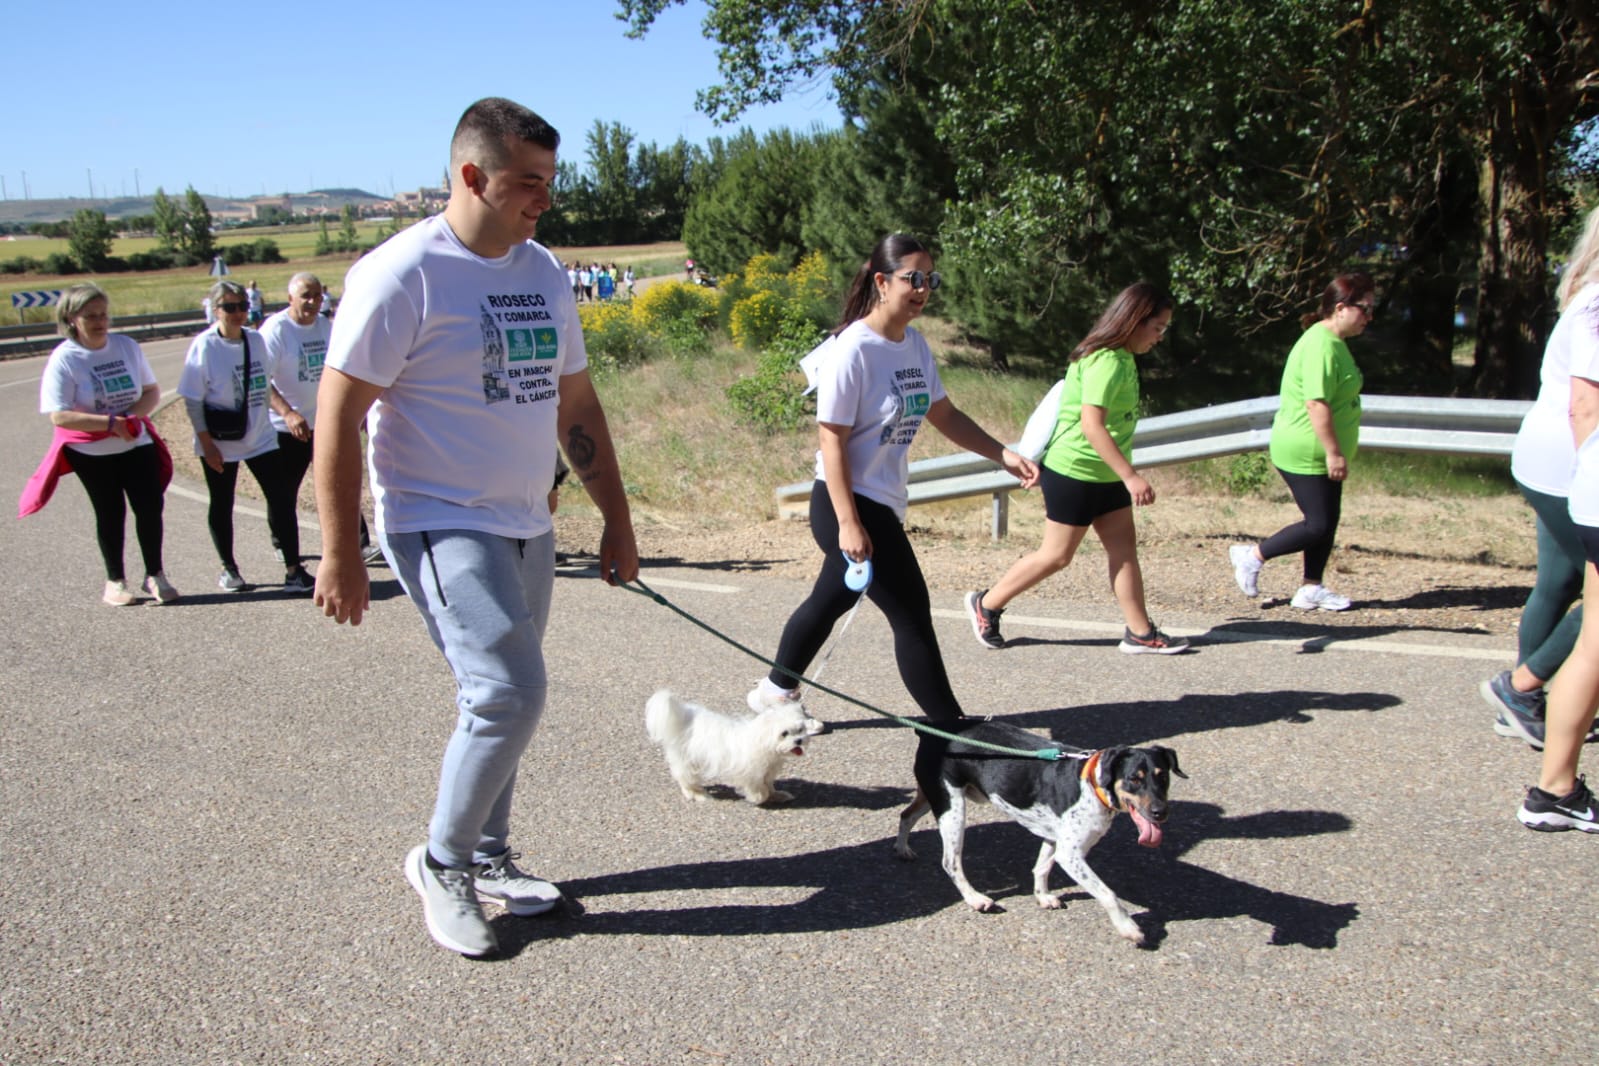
[497,800,1357,956]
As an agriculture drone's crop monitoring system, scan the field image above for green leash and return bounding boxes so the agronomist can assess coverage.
[621,576,1075,762]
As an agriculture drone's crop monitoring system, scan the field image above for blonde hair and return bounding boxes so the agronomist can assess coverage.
[56,283,109,340]
[1558,206,1599,310]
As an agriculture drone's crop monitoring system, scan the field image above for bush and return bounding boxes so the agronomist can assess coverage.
[221,238,285,266]
[0,255,43,275]
[41,253,78,276]
[578,300,651,372]
[632,280,718,336]
[124,249,188,271]
[1223,451,1274,495]
[726,316,824,433]
[729,289,791,350]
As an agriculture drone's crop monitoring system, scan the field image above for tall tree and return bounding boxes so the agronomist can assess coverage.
[622,0,1599,397]
[182,186,215,262]
[66,209,116,272]
[150,187,183,251]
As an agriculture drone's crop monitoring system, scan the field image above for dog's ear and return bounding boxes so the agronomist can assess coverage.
[1097,745,1129,791]
[1150,745,1187,779]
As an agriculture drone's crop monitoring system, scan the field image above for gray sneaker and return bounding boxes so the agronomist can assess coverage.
[218,568,247,592]
[403,845,497,957]
[473,851,562,916]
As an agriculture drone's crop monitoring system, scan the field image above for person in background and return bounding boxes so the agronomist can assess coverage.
[32,284,178,605]
[246,279,264,327]
[261,272,381,567]
[1483,207,1599,747]
[1228,272,1374,611]
[748,233,1038,732]
[178,279,312,593]
[965,282,1188,654]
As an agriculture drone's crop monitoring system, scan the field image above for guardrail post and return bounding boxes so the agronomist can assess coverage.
[990,492,1008,541]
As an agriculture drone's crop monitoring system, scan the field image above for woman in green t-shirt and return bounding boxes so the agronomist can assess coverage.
[965,282,1189,654]
[1228,272,1374,611]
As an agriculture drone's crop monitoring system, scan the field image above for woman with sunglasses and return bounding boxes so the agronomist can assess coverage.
[1228,272,1375,610]
[965,282,1188,653]
[177,279,312,593]
[747,233,1038,733]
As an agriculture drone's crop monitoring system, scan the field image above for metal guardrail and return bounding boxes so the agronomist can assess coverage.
[774,394,1533,539]
[0,303,295,360]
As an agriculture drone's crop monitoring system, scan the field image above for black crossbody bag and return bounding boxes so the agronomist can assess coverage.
[203,332,252,442]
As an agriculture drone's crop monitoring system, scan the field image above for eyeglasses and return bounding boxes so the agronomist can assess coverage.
[895,270,942,292]
[1347,301,1374,318]
[218,301,249,313]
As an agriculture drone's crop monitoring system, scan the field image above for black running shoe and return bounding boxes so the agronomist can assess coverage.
[964,589,1005,649]
[1519,775,1599,833]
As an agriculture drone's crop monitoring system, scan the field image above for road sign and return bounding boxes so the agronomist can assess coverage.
[10,290,62,309]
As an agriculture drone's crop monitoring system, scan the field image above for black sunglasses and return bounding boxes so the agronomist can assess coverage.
[218,301,249,313]
[894,270,942,292]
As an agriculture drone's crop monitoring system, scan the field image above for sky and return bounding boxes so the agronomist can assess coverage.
[1,0,842,203]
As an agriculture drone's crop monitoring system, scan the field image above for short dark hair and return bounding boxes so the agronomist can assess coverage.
[450,97,560,176]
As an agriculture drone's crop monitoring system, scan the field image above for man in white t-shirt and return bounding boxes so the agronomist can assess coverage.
[261,272,380,564]
[313,97,638,958]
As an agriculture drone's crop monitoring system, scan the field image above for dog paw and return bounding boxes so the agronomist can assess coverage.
[681,788,709,802]
[893,844,916,862]
[1114,918,1145,945]
[965,896,998,913]
[1035,893,1065,910]
[763,789,794,804]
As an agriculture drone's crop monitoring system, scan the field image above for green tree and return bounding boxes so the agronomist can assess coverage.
[622,0,1599,398]
[66,209,116,272]
[314,216,333,256]
[181,186,215,262]
[682,127,827,271]
[150,187,183,250]
[339,203,360,249]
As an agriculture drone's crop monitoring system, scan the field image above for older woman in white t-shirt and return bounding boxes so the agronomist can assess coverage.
[37,284,178,606]
[178,279,311,594]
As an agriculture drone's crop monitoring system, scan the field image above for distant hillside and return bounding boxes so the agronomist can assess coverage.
[0,189,388,225]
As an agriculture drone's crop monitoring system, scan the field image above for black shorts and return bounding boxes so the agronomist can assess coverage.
[1040,465,1131,526]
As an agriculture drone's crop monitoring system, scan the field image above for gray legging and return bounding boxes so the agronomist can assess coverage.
[1517,482,1584,682]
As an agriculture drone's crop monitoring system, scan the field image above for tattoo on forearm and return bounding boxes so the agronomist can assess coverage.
[565,424,598,475]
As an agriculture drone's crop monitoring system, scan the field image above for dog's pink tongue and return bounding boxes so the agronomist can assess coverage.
[1130,809,1163,848]
[790,746,805,756]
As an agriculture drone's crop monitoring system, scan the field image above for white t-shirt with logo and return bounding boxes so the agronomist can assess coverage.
[326,215,584,539]
[260,309,331,431]
[176,326,279,462]
[811,319,946,520]
[39,333,158,457]
[1513,282,1599,497]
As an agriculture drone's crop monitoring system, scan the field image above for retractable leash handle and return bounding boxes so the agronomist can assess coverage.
[842,552,873,592]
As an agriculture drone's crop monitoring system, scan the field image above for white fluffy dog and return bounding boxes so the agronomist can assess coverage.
[645,689,811,804]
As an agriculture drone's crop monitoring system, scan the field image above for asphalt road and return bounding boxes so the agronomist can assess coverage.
[3,336,1596,1066]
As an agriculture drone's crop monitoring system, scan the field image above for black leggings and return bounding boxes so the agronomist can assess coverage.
[766,483,964,722]
[272,430,369,548]
[1260,467,1343,584]
[63,444,165,582]
[202,449,300,572]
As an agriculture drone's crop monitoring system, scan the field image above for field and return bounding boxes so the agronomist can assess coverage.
[1,228,686,322]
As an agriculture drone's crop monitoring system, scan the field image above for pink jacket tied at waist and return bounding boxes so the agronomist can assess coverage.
[18,417,173,518]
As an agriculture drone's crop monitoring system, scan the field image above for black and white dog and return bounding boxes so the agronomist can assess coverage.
[895,719,1186,945]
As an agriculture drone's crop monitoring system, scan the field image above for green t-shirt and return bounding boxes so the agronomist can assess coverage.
[1268,323,1363,475]
[1042,347,1139,483]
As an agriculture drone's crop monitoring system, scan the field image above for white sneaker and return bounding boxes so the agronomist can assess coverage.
[143,572,180,604]
[1229,545,1262,597]
[102,579,137,606]
[748,678,825,734]
[218,568,247,592]
[1291,584,1351,611]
